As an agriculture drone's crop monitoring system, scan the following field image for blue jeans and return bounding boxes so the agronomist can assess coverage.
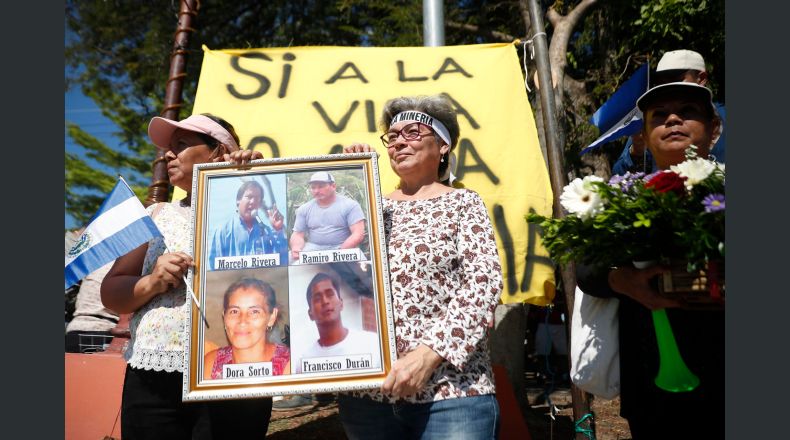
[338,394,499,440]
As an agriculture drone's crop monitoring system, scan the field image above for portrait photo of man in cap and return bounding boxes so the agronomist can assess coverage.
[288,170,367,263]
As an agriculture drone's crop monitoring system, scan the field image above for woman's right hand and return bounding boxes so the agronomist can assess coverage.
[149,252,193,294]
[343,143,376,155]
[220,149,264,165]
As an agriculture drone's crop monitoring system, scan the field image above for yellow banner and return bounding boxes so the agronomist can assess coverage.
[183,43,555,305]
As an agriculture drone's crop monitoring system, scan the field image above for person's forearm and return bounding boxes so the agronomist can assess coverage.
[101,274,161,314]
[424,193,502,370]
[576,263,617,298]
[340,222,365,249]
[290,232,305,251]
[339,231,364,249]
[290,231,305,260]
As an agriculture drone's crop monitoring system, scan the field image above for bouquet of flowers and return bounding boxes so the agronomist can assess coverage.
[528,146,724,285]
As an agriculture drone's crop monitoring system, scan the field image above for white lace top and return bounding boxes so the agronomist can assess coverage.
[124,201,191,372]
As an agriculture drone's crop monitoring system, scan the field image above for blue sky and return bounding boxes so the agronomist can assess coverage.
[65,24,126,231]
[64,88,124,230]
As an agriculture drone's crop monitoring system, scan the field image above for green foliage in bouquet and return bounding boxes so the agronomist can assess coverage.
[527,146,725,272]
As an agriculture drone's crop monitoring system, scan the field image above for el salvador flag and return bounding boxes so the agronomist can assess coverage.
[64,177,162,289]
[582,63,649,154]
[580,107,643,155]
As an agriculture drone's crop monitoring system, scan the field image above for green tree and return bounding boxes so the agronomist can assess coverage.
[65,0,369,226]
[550,0,725,175]
[66,0,724,225]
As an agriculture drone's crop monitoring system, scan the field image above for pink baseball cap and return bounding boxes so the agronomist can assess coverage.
[147,114,239,151]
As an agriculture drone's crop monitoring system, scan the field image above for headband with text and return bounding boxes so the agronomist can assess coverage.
[390,111,451,146]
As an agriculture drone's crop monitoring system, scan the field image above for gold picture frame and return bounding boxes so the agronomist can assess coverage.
[182,152,395,401]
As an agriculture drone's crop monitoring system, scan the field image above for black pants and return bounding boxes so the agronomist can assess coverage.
[121,365,272,440]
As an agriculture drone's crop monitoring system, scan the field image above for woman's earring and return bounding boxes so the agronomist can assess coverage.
[266,325,273,332]
[440,155,445,163]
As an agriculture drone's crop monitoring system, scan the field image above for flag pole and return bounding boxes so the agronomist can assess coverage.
[525,1,595,438]
[423,0,445,46]
[167,257,209,329]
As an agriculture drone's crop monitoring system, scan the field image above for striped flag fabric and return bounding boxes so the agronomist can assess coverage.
[580,107,643,155]
[64,177,162,289]
[582,63,649,153]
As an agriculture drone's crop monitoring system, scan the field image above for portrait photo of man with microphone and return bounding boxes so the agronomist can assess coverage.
[207,175,289,270]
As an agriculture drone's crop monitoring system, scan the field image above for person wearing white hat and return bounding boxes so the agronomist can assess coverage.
[653,49,708,84]
[579,82,723,439]
[289,171,366,261]
[613,49,725,175]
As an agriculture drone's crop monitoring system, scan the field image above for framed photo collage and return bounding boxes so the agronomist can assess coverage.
[182,152,396,401]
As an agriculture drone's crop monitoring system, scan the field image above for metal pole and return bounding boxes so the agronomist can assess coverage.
[525,1,594,438]
[423,0,445,46]
[146,0,199,206]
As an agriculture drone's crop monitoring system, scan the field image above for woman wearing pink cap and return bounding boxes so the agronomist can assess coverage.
[102,113,270,439]
[341,95,503,439]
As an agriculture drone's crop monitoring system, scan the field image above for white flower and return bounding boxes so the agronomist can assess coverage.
[670,158,716,189]
[560,175,605,220]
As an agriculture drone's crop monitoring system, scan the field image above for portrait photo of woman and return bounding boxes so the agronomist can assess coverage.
[204,275,291,380]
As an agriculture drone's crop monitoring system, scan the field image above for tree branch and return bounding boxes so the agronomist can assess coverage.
[547,0,599,82]
[547,8,561,27]
[564,0,598,30]
[446,21,515,42]
[517,0,532,36]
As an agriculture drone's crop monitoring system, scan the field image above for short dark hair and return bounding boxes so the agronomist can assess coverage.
[236,180,264,202]
[196,113,241,149]
[223,278,277,314]
[305,272,340,308]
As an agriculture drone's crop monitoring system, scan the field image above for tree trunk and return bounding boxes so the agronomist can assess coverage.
[519,2,599,439]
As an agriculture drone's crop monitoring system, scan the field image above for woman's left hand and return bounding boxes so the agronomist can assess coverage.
[218,149,264,165]
[343,143,378,156]
[381,344,442,398]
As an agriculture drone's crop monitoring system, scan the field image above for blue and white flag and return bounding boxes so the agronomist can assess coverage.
[580,107,643,155]
[589,64,649,132]
[64,177,161,289]
[583,63,649,153]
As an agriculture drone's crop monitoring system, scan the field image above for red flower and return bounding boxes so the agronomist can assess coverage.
[646,171,687,194]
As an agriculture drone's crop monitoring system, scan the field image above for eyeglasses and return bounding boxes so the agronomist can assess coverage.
[380,122,435,147]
